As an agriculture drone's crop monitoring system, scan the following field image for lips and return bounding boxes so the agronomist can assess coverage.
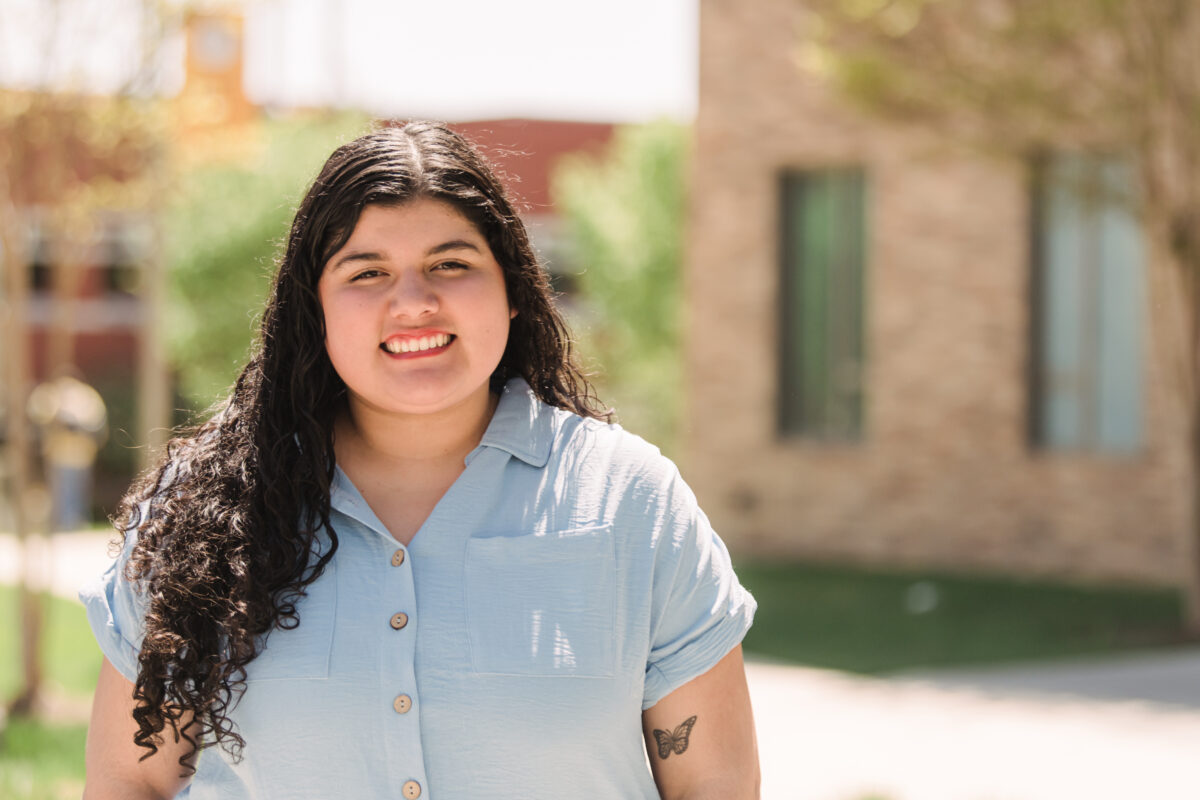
[381,332,454,355]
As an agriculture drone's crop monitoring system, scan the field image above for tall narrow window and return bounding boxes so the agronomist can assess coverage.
[1032,153,1144,453]
[779,168,867,440]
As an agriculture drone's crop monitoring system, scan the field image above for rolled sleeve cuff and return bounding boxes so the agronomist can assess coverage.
[79,565,143,682]
[641,586,756,710]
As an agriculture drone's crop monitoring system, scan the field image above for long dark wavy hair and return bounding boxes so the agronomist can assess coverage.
[115,121,608,772]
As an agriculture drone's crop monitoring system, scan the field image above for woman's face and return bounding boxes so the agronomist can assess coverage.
[317,197,514,420]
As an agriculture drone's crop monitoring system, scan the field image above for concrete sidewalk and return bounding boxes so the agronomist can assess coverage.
[748,658,1200,799]
[898,647,1200,710]
[0,529,119,600]
[5,531,1200,799]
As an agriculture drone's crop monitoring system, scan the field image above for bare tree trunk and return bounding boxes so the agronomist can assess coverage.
[1181,216,1200,633]
[10,533,45,718]
[46,224,88,381]
[1,204,41,717]
[1188,398,1200,632]
[138,211,171,469]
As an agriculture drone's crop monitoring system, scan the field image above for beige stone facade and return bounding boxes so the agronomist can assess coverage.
[684,0,1191,586]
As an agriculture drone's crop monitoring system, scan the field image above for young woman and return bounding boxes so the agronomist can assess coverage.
[81,121,759,800]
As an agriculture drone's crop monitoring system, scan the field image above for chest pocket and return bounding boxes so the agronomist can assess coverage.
[465,525,616,678]
[242,558,338,682]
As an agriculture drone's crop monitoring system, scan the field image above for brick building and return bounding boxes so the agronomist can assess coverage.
[683,0,1190,587]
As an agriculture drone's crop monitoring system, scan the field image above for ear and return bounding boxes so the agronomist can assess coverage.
[509,307,518,319]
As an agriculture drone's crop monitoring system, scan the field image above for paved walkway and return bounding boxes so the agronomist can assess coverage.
[0,529,119,600]
[748,657,1200,799]
[898,648,1200,709]
[4,532,1200,799]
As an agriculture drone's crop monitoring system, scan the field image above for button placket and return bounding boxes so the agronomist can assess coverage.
[382,540,424,794]
[388,574,413,709]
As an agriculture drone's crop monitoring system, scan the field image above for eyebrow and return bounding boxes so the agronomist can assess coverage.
[428,239,482,256]
[329,239,483,272]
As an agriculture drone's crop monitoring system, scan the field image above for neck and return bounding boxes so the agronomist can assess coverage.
[334,388,499,474]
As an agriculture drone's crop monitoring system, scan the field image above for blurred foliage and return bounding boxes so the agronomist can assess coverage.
[0,90,165,212]
[739,560,1183,674]
[552,122,688,455]
[801,0,1193,146]
[165,112,370,412]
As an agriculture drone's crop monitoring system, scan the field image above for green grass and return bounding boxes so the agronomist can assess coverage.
[0,586,103,700]
[738,560,1187,673]
[0,719,88,800]
[0,588,99,800]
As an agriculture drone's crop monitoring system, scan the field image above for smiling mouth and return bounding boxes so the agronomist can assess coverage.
[381,333,454,355]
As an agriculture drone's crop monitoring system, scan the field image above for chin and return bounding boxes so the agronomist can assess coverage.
[372,379,493,416]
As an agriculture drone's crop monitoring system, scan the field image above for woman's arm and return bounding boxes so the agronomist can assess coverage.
[642,645,760,800]
[83,657,195,800]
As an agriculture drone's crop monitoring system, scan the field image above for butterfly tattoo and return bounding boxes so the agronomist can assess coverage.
[652,715,697,759]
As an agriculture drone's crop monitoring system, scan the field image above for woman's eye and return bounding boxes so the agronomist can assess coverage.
[434,261,468,272]
[349,268,384,281]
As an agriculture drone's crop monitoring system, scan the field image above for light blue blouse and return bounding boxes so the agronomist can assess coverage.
[81,379,756,800]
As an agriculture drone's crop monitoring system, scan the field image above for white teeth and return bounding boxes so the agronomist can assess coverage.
[384,334,450,354]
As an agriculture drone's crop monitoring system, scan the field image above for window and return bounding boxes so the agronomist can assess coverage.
[29,240,53,292]
[1031,153,1144,453]
[102,228,143,295]
[25,219,147,296]
[778,168,867,440]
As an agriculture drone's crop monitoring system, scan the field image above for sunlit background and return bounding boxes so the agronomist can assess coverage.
[1,1,1198,798]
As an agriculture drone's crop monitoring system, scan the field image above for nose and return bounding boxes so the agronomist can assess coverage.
[389,270,438,318]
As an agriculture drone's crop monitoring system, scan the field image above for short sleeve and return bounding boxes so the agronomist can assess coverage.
[78,531,147,682]
[642,468,756,710]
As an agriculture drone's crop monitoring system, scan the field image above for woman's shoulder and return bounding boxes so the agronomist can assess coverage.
[555,405,661,461]
[550,408,690,498]
[502,380,686,498]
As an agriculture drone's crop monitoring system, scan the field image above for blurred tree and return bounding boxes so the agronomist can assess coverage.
[0,2,172,717]
[801,0,1200,626]
[165,112,369,412]
[552,122,689,455]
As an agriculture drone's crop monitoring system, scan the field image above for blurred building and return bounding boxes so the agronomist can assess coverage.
[451,119,614,292]
[1,6,618,522]
[0,106,160,520]
[0,7,258,518]
[174,7,262,161]
[23,212,153,512]
[684,0,1187,587]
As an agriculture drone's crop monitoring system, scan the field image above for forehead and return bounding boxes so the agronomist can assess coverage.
[321,197,495,275]
[347,198,483,240]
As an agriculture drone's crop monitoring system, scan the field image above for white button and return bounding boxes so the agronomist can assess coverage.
[390,612,409,630]
[402,780,421,799]
[393,694,412,714]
